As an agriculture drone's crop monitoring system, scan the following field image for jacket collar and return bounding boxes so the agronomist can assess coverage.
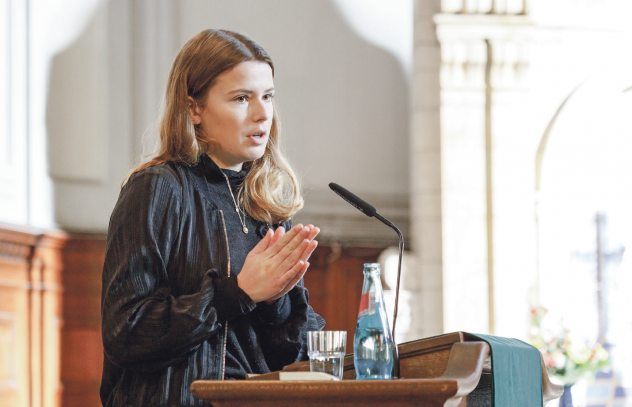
[199,154,248,184]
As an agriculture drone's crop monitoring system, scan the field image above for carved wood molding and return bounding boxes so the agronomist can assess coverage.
[0,240,32,263]
[0,222,70,257]
[0,223,42,250]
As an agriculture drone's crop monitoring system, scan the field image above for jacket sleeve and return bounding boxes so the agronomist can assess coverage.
[101,167,255,372]
[256,279,326,371]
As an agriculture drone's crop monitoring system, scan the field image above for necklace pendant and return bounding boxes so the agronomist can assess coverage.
[243,226,249,234]
[236,208,239,213]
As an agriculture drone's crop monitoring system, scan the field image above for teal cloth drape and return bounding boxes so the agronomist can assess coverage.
[467,333,543,407]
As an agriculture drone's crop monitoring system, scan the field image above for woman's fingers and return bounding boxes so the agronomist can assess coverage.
[281,238,317,273]
[278,260,304,290]
[278,261,310,300]
[269,226,318,279]
[284,261,309,292]
[306,226,319,242]
[269,225,311,266]
[264,260,310,304]
[267,224,304,256]
[240,223,320,303]
[270,226,285,245]
[249,228,273,256]
[271,224,313,247]
[299,239,318,264]
[277,236,313,273]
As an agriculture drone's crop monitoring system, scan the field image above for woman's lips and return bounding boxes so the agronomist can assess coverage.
[247,132,267,145]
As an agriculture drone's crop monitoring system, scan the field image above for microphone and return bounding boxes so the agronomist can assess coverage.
[328,183,376,217]
[328,182,403,379]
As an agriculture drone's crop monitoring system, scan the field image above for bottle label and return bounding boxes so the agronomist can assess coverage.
[357,292,376,320]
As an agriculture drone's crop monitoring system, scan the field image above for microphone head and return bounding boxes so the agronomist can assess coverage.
[329,183,376,217]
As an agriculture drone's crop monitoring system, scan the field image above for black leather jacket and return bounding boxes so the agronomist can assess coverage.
[100,158,324,406]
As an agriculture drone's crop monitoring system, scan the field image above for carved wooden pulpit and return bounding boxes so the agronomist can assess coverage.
[191,332,563,406]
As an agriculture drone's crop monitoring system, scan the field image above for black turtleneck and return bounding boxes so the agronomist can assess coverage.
[200,155,293,379]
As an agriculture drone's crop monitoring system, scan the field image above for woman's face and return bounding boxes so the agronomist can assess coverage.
[190,61,274,171]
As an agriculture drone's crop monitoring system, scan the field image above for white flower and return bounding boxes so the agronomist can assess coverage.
[553,351,566,369]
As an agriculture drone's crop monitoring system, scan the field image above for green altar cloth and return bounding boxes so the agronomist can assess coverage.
[467,333,543,407]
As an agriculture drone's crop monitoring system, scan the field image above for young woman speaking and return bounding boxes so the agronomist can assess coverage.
[100,29,325,407]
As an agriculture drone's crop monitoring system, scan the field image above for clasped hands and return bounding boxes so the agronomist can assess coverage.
[237,224,319,304]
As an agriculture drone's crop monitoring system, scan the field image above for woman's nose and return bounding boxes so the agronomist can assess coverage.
[250,99,272,122]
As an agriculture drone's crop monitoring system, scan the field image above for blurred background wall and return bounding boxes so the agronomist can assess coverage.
[1,0,632,406]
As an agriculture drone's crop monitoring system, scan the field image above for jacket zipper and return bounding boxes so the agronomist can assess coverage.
[218,210,230,381]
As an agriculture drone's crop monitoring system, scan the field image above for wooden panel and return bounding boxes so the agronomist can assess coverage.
[0,312,18,404]
[58,234,105,407]
[0,224,36,407]
[0,315,16,382]
[0,223,106,407]
[61,330,103,382]
[32,231,64,407]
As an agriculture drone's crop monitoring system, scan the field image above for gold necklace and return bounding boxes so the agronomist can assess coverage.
[221,171,248,234]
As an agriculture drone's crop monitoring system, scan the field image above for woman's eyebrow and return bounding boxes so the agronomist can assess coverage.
[228,87,275,95]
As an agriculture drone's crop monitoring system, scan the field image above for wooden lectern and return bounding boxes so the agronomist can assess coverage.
[191,332,563,406]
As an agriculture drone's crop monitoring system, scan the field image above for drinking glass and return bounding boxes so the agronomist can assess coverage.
[307,331,347,380]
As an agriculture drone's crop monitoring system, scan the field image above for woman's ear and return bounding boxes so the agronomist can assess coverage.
[188,96,202,125]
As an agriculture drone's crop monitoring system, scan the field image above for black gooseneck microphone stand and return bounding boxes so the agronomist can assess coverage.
[328,183,402,379]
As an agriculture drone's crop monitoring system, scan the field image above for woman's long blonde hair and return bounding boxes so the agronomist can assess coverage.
[129,29,303,224]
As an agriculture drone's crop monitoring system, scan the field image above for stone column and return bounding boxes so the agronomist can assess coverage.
[436,10,534,336]
[435,21,489,334]
[410,0,535,339]
[486,35,535,338]
[409,0,444,340]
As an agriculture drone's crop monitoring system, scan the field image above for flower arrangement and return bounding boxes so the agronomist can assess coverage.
[529,306,610,386]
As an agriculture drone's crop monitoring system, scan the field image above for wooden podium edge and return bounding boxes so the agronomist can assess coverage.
[192,335,487,407]
[191,379,460,406]
[209,331,563,406]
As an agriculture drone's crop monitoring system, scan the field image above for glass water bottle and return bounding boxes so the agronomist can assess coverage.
[353,263,394,380]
